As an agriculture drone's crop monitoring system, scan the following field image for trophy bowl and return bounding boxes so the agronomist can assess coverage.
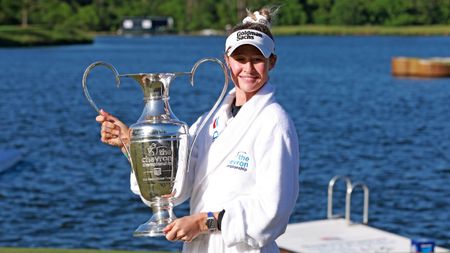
[129,117,188,237]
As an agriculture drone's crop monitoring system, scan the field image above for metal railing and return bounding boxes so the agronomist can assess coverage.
[327,175,370,224]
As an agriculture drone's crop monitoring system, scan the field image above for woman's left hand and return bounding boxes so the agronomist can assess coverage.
[163,213,208,242]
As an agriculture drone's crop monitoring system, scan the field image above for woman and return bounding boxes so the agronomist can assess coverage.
[97,7,299,253]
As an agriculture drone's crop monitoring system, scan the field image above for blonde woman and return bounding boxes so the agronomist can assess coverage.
[97,6,299,253]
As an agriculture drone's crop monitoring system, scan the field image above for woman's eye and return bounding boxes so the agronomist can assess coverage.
[234,56,247,62]
[232,55,265,63]
[252,57,265,63]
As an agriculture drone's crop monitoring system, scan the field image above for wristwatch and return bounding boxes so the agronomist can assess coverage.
[206,212,217,232]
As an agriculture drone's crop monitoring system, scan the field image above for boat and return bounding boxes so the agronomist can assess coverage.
[392,57,450,77]
[0,149,22,172]
[276,175,450,253]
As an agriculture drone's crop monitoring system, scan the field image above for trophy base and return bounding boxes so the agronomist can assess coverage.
[133,197,176,237]
[133,221,167,237]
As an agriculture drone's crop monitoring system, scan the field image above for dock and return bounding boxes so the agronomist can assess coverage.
[277,219,449,253]
[392,57,450,77]
[277,176,450,253]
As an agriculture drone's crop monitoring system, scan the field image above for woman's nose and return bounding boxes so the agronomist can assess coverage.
[243,61,253,71]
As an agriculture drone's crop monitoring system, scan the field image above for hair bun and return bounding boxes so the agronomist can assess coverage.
[243,10,271,28]
[242,6,279,28]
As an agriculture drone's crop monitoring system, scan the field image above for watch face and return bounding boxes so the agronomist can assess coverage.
[206,217,217,231]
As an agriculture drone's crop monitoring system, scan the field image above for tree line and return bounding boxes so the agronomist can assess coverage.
[1,0,450,33]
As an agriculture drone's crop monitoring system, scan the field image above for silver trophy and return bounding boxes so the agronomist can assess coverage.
[82,58,228,237]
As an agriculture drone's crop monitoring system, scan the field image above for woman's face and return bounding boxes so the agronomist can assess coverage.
[226,44,276,104]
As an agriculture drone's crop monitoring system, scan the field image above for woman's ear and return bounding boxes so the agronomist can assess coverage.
[224,54,230,69]
[269,55,277,70]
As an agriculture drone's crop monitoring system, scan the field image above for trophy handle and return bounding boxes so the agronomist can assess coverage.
[82,61,121,113]
[187,58,229,172]
[82,61,132,163]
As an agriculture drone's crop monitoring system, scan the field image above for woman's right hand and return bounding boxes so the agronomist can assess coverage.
[95,109,130,148]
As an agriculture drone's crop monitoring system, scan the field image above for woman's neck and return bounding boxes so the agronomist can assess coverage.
[234,89,258,106]
[235,82,269,106]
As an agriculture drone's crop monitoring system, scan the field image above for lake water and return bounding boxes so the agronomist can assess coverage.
[0,35,449,251]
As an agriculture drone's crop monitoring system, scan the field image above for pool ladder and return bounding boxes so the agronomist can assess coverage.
[327,175,370,224]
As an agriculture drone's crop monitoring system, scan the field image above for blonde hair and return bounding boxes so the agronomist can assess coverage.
[231,6,280,40]
[245,6,280,26]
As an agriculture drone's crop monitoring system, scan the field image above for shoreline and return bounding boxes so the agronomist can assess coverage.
[1,25,449,48]
[0,26,93,47]
[272,25,450,36]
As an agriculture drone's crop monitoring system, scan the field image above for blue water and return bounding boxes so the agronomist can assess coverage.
[0,35,449,251]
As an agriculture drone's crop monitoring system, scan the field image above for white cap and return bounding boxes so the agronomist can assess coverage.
[225,29,275,58]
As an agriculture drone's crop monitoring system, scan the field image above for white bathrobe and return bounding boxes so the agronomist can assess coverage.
[131,83,299,253]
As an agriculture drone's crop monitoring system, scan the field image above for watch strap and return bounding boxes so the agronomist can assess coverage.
[217,209,225,231]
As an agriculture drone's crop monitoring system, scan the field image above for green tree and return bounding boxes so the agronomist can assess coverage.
[184,0,217,31]
[159,0,188,31]
[0,0,22,25]
[29,0,73,29]
[20,0,33,27]
[307,0,333,24]
[216,0,238,29]
[413,0,450,24]
[438,0,450,24]
[92,0,122,31]
[372,0,416,26]
[366,0,389,25]
[3,0,450,33]
[65,4,100,30]
[330,0,369,25]
[277,0,307,25]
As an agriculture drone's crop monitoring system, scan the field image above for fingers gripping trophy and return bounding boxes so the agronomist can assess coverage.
[82,59,228,237]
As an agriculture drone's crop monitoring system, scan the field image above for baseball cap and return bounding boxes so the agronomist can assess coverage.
[225,29,275,58]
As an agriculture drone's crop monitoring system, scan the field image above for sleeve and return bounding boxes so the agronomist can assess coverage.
[130,114,207,207]
[221,117,300,248]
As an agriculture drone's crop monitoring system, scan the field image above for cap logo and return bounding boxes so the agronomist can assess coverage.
[236,30,263,41]
[225,29,275,58]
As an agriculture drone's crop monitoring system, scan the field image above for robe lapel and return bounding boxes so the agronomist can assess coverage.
[192,83,276,194]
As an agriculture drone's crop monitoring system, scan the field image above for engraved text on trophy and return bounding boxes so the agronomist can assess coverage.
[131,138,179,201]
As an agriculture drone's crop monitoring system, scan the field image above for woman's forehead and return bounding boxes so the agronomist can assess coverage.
[231,44,264,56]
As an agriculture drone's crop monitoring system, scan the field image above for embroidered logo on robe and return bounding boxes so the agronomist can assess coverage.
[226,151,250,171]
[212,117,219,141]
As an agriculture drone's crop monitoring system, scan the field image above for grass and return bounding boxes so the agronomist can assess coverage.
[0,25,93,47]
[0,248,171,253]
[272,24,450,36]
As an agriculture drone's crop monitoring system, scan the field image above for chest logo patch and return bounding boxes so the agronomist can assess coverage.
[212,117,219,141]
[227,151,250,172]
